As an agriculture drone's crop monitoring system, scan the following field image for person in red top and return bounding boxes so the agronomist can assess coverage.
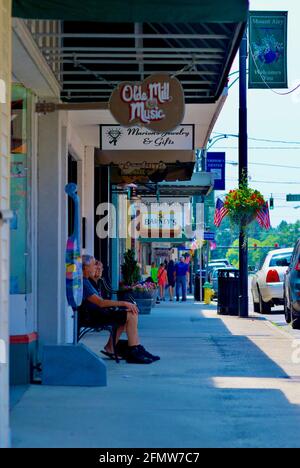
[158,263,168,301]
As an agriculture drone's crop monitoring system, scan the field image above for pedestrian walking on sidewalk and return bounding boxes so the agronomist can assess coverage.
[167,259,176,301]
[151,261,160,304]
[175,256,189,302]
[158,263,168,301]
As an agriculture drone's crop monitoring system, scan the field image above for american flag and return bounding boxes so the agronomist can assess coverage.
[214,198,228,227]
[256,202,271,230]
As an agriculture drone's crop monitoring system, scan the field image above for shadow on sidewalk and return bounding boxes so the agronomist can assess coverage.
[11,301,300,448]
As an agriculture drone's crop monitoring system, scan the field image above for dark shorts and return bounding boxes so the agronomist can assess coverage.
[79,304,127,327]
[168,277,175,287]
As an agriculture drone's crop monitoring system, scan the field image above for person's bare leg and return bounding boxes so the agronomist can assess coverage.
[104,325,125,354]
[125,313,139,347]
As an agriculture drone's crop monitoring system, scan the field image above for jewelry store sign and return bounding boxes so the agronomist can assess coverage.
[100,124,194,150]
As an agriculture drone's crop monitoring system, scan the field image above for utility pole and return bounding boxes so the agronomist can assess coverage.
[239,30,248,318]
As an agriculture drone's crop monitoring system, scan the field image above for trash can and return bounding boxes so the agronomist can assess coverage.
[217,269,239,315]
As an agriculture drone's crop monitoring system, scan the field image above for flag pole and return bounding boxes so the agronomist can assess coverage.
[239,29,249,318]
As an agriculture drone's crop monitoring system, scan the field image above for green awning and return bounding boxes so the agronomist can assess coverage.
[13,0,248,23]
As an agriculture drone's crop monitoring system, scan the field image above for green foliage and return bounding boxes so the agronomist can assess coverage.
[121,249,141,286]
[209,218,300,269]
[226,238,239,268]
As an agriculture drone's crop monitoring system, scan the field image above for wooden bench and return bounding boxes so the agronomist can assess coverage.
[98,277,136,304]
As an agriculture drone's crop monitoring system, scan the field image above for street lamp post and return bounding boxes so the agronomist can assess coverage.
[238,30,248,318]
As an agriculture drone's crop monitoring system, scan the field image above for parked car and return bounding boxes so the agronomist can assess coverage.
[209,258,231,267]
[251,248,293,314]
[211,266,237,299]
[208,262,228,280]
[284,240,300,329]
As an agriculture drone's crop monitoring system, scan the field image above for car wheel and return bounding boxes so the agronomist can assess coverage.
[284,293,291,324]
[258,288,271,314]
[253,293,260,313]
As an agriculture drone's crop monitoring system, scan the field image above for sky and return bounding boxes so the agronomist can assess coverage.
[213,0,300,227]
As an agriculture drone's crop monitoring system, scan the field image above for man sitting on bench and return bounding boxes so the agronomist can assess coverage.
[82,255,160,364]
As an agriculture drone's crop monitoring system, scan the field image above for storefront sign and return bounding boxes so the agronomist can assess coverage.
[118,161,167,177]
[140,206,182,238]
[206,152,225,190]
[109,74,185,132]
[204,231,215,241]
[249,11,288,89]
[100,124,194,150]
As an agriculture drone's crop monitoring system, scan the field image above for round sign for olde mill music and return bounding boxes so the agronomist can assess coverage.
[109,74,185,133]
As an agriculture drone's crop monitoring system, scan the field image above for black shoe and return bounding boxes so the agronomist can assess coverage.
[126,346,153,364]
[115,339,129,358]
[137,345,160,362]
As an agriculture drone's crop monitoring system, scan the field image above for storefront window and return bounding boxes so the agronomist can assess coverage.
[10,84,32,295]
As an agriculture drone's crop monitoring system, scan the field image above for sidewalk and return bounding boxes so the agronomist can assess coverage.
[11,299,300,448]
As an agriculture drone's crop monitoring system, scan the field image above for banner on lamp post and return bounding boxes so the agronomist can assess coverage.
[206,152,225,190]
[248,11,288,89]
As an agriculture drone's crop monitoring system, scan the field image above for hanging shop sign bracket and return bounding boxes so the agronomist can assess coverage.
[35,101,108,113]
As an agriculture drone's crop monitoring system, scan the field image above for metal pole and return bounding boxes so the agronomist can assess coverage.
[111,190,120,298]
[239,30,248,318]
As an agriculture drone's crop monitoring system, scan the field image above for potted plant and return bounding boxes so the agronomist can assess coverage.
[119,250,156,314]
[120,249,141,288]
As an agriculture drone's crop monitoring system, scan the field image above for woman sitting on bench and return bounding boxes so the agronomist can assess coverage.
[82,255,160,364]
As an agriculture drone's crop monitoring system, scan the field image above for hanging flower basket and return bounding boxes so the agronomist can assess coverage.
[228,209,258,227]
[224,185,266,228]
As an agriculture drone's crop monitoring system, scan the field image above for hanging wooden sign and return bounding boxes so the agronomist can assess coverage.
[109,74,185,132]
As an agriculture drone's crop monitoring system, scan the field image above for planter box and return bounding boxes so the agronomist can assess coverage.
[135,297,152,315]
[118,289,154,314]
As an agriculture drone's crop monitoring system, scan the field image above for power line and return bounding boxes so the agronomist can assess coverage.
[227,178,300,185]
[249,43,300,97]
[226,160,300,170]
[212,132,300,145]
[215,146,300,150]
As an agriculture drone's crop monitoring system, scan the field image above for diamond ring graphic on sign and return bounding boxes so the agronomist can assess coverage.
[106,128,123,146]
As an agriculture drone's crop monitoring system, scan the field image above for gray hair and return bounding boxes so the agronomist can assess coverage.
[82,255,94,267]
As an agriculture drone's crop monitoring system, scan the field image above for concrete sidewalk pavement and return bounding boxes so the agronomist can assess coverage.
[10,299,300,448]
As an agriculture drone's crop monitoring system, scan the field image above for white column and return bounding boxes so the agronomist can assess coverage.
[0,0,11,449]
[37,109,68,345]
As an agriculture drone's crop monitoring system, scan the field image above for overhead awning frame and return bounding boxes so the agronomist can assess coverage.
[13,0,249,105]
[13,1,249,23]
